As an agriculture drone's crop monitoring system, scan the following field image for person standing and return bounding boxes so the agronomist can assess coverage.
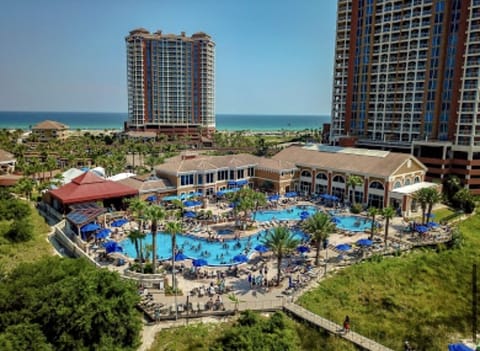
[343,315,350,333]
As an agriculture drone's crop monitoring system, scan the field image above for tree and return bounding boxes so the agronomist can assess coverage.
[14,177,34,200]
[301,212,336,265]
[425,187,441,222]
[262,226,300,285]
[128,229,146,265]
[5,218,34,242]
[443,175,461,204]
[144,204,166,273]
[367,207,380,240]
[346,175,363,206]
[382,206,395,247]
[453,188,476,214]
[412,188,430,225]
[0,257,141,351]
[164,221,183,288]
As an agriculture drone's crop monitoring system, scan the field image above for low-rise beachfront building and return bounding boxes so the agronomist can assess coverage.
[115,174,176,200]
[272,145,435,215]
[0,149,16,174]
[32,120,69,142]
[155,145,437,216]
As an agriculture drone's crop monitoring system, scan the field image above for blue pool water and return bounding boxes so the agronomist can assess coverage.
[334,216,372,232]
[120,229,309,266]
[253,206,318,222]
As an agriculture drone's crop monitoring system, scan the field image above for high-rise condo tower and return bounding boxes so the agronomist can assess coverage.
[331,0,480,194]
[125,29,215,138]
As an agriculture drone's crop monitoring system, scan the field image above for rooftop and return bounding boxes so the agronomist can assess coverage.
[32,120,69,130]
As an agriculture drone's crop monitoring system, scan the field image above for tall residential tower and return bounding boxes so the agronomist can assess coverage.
[331,0,480,194]
[125,29,215,138]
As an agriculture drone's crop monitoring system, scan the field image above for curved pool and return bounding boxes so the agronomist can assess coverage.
[120,228,309,266]
[334,216,372,232]
[253,206,318,222]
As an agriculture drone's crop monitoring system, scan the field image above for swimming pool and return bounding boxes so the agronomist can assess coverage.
[334,216,372,232]
[253,206,318,222]
[120,229,309,266]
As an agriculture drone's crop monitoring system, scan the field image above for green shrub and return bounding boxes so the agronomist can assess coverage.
[5,219,33,242]
[350,204,363,214]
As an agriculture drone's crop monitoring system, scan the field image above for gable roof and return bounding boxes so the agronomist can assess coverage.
[32,120,69,130]
[0,149,15,163]
[272,145,423,178]
[49,171,137,205]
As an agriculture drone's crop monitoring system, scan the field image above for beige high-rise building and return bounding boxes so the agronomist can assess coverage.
[331,0,480,194]
[125,29,215,139]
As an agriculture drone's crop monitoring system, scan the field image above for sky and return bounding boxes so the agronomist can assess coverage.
[0,0,337,115]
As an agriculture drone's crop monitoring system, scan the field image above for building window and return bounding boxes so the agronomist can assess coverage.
[332,175,345,183]
[301,170,312,178]
[248,167,254,177]
[237,169,244,179]
[180,174,194,186]
[394,181,401,189]
[369,181,384,190]
[206,173,214,184]
[414,176,420,183]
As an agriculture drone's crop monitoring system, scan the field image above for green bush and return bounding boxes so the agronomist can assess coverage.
[5,219,33,242]
[350,203,363,214]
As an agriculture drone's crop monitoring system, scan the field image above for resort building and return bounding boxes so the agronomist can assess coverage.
[0,149,16,174]
[32,120,69,141]
[330,0,480,194]
[125,29,215,140]
[116,174,176,200]
[155,145,433,216]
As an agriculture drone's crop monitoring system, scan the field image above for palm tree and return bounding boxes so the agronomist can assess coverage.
[144,204,166,273]
[382,206,395,247]
[367,207,380,240]
[425,188,441,222]
[412,188,429,225]
[301,212,336,265]
[261,226,300,286]
[164,221,183,289]
[346,175,363,205]
[444,175,461,203]
[128,229,146,264]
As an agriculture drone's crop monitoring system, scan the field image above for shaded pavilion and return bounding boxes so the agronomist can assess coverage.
[47,171,138,213]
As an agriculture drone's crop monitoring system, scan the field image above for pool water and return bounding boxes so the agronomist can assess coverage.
[120,229,309,266]
[253,206,318,222]
[335,216,372,232]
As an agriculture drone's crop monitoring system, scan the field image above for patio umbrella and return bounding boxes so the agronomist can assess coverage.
[330,195,339,201]
[356,238,373,247]
[448,343,475,351]
[103,241,123,254]
[415,225,429,233]
[335,243,352,251]
[300,211,311,220]
[216,190,226,196]
[95,228,111,239]
[81,223,101,232]
[183,211,197,218]
[193,258,208,267]
[111,218,128,227]
[233,254,248,263]
[296,245,310,253]
[146,195,157,202]
[268,194,280,201]
[174,252,188,261]
[331,216,341,224]
[254,244,269,253]
[285,191,298,198]
[427,221,439,228]
[183,200,202,207]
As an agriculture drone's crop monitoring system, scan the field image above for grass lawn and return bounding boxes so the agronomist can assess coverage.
[297,213,480,351]
[0,202,54,272]
[433,207,457,223]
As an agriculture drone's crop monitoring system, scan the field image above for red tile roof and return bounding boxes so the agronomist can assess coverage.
[49,171,138,205]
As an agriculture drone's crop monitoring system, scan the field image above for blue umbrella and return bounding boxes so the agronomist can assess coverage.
[95,228,111,239]
[415,225,429,233]
[268,194,280,201]
[335,243,352,251]
[426,213,435,218]
[448,343,475,351]
[330,195,339,201]
[427,221,439,228]
[111,218,128,227]
[285,191,298,198]
[296,246,310,253]
[103,241,123,254]
[193,258,208,267]
[146,195,157,202]
[233,254,248,263]
[254,244,269,253]
[183,211,197,218]
[81,223,101,232]
[216,190,226,196]
[184,200,202,207]
[174,252,188,261]
[356,238,373,247]
[331,216,341,223]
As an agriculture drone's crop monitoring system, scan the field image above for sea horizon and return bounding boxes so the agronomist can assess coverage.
[0,111,330,132]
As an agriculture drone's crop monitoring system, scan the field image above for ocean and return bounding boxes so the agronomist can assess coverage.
[0,111,330,132]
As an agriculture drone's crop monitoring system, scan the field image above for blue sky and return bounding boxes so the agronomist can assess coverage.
[0,0,337,115]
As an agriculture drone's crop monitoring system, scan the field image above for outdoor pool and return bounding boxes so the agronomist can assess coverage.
[253,206,318,222]
[334,215,372,232]
[120,229,309,266]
